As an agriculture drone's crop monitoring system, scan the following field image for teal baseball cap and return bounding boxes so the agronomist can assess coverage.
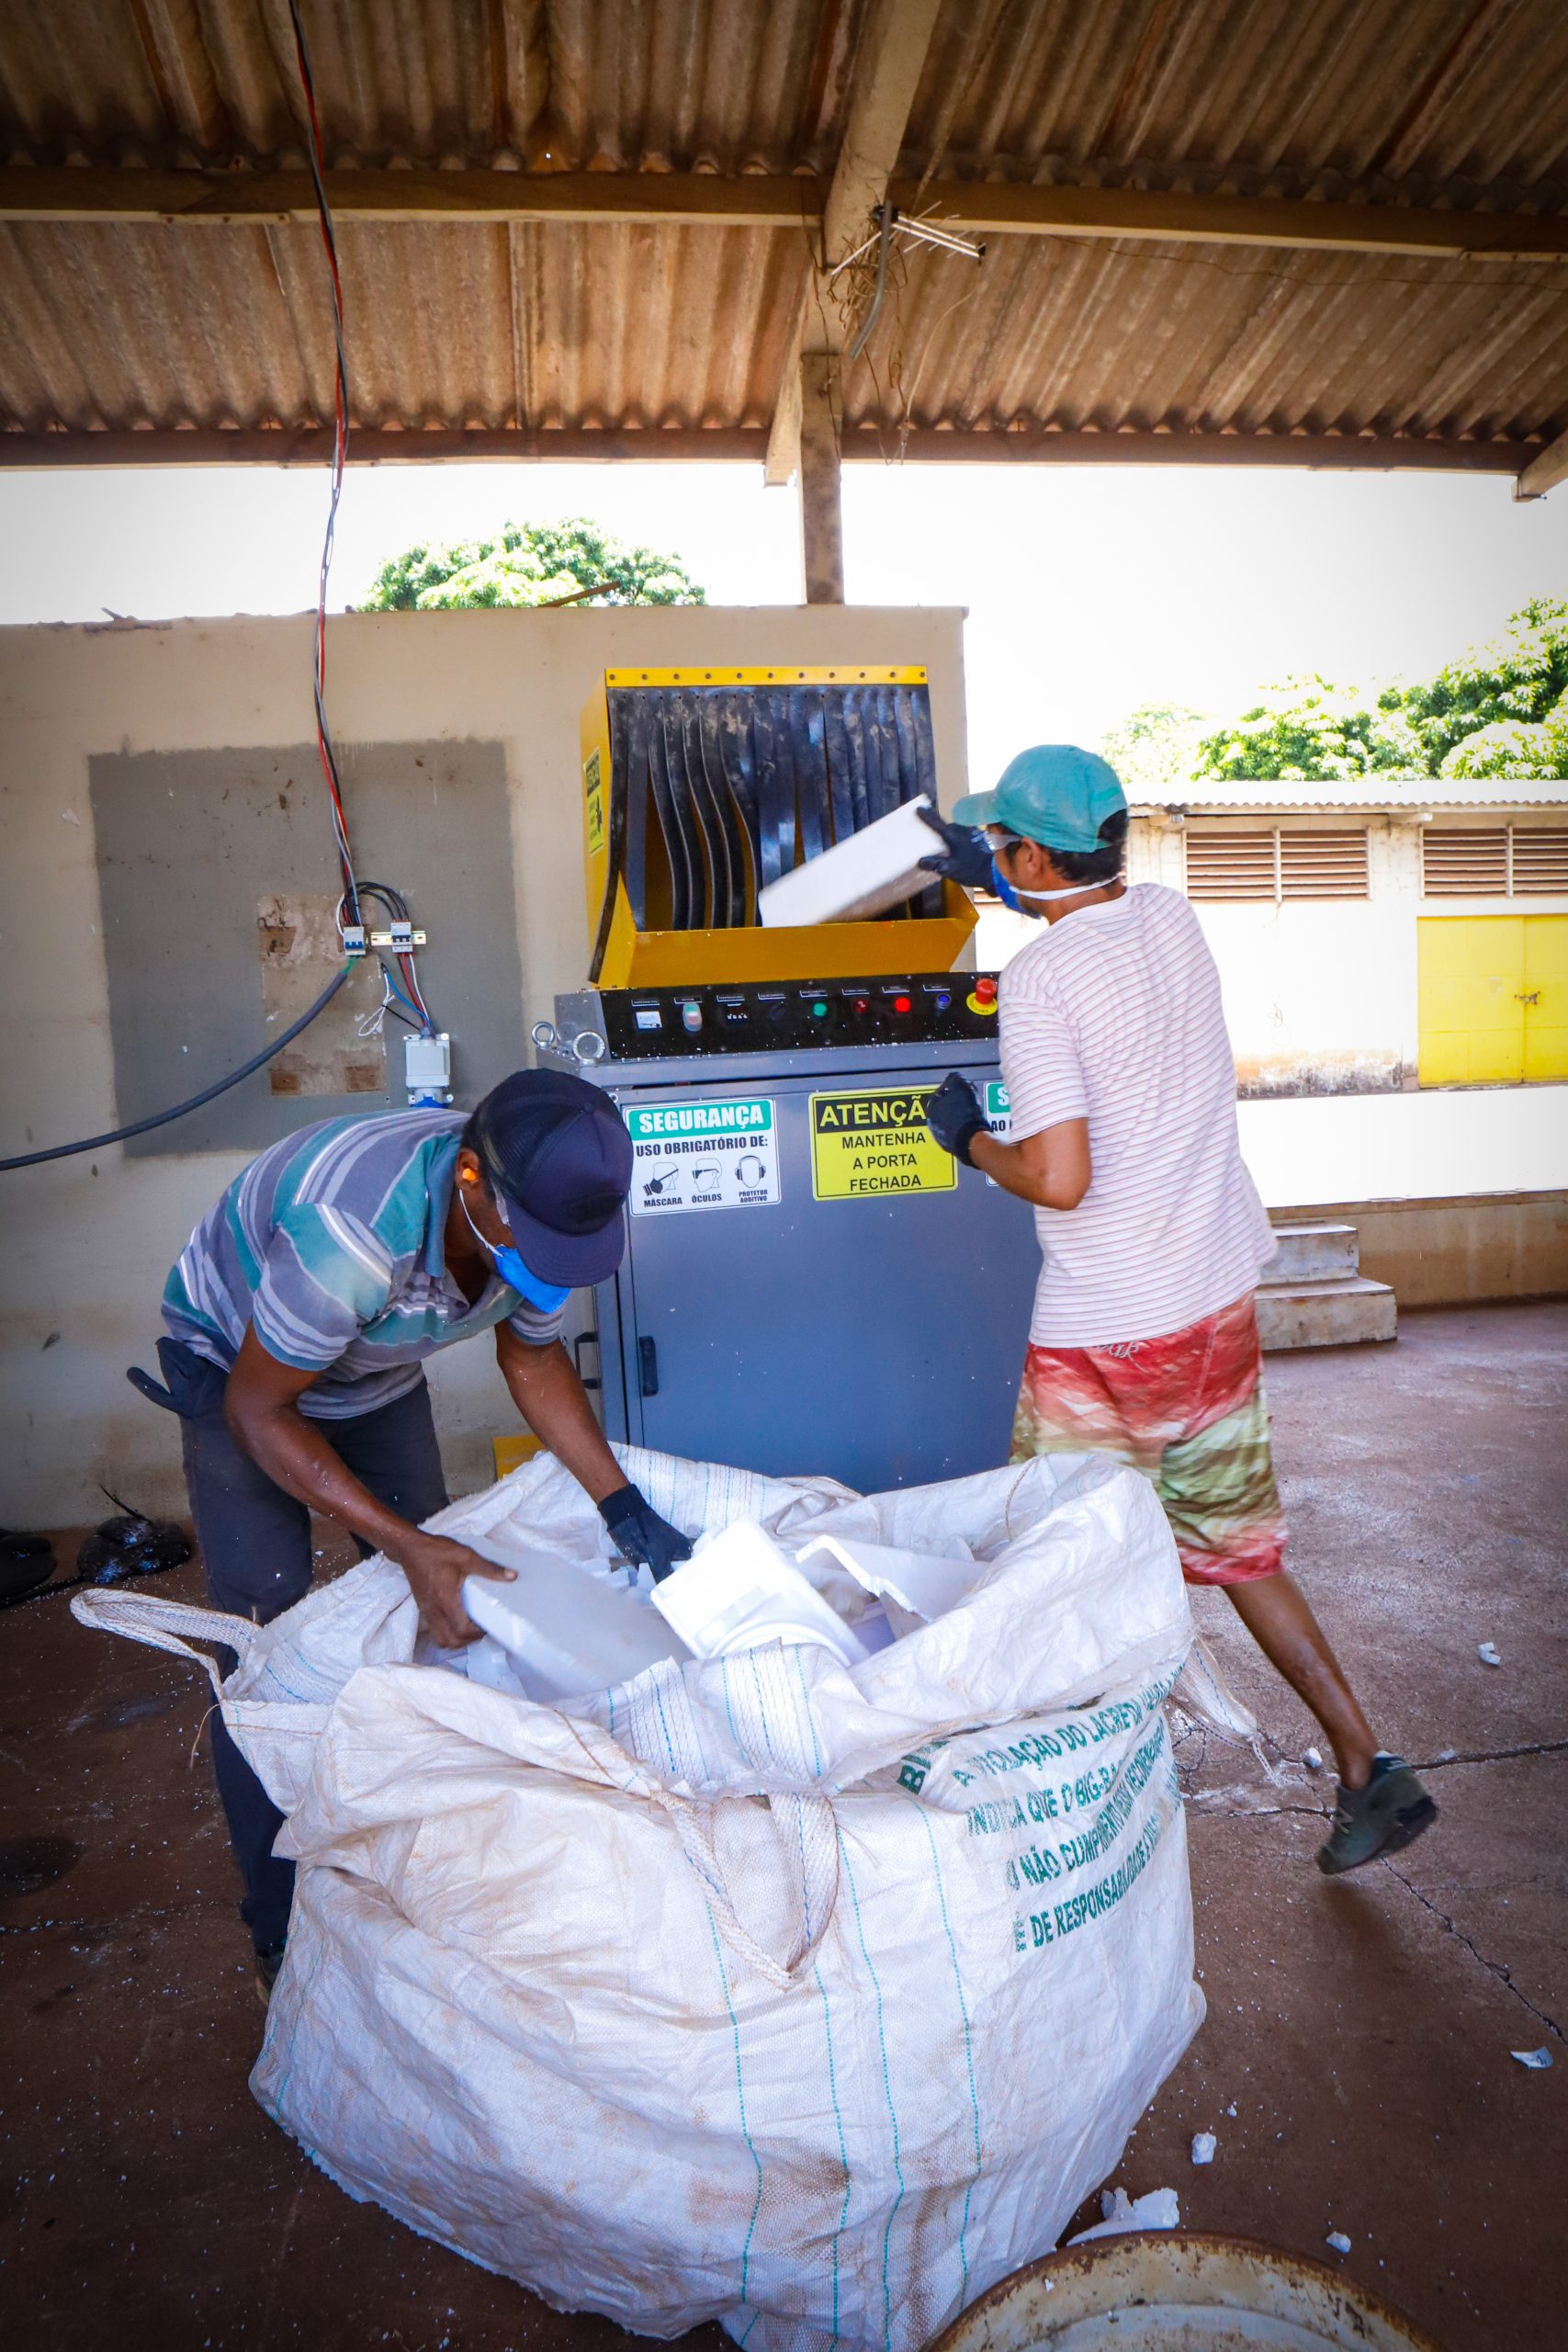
[951,744,1127,855]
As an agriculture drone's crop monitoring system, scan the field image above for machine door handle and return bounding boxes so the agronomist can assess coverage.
[571,1332,602,1392]
[638,1336,660,1397]
[1516,990,1540,1005]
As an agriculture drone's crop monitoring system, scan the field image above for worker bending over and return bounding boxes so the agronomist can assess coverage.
[918,751,1435,1876]
[131,1069,691,1991]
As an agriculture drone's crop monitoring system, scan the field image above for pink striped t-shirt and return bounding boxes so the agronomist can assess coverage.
[998,883,1273,1348]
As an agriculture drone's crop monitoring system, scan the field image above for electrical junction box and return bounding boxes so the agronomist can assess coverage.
[541,994,1026,1493]
[404,1031,453,1106]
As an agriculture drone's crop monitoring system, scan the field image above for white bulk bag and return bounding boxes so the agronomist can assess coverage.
[76,1445,1204,2352]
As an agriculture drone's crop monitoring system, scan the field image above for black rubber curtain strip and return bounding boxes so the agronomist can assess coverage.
[657,697,701,930]
[709,691,762,922]
[667,693,707,926]
[790,685,833,860]
[622,688,652,930]
[750,691,788,891]
[646,702,689,931]
[598,679,946,937]
[729,690,775,903]
[902,684,942,916]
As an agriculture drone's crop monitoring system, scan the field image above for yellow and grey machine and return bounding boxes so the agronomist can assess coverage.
[542,668,1033,1490]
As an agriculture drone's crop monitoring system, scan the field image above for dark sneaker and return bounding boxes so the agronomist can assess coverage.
[1317,1754,1437,1876]
[254,1942,286,2009]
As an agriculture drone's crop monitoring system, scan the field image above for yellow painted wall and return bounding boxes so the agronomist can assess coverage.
[1417,914,1568,1086]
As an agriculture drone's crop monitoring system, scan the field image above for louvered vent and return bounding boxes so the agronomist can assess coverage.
[1184,830,1277,899]
[1512,828,1568,893]
[1422,829,1508,895]
[1279,830,1370,899]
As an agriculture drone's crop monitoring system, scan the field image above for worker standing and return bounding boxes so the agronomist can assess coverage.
[917,750,1435,1875]
[130,1069,691,1993]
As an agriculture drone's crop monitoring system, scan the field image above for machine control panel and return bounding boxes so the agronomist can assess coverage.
[594,974,1001,1060]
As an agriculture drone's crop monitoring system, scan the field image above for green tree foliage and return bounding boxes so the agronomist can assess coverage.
[1195,676,1425,783]
[1398,596,1568,775]
[1100,704,1213,791]
[359,517,706,612]
[1177,598,1568,782]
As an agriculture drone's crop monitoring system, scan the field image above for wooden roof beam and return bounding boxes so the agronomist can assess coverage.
[0,427,1531,473]
[765,0,948,492]
[3,166,1566,264]
[0,165,808,230]
[1515,423,1568,499]
[891,179,1568,263]
[5,167,1568,265]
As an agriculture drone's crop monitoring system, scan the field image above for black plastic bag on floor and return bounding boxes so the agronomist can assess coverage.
[77,1510,191,1587]
[0,1530,55,1600]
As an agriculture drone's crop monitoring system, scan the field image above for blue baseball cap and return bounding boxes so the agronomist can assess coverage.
[952,744,1127,855]
[469,1069,632,1286]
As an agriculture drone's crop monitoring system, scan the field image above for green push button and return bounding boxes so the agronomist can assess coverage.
[811,1000,829,1018]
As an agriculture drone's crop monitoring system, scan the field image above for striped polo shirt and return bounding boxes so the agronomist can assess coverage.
[162,1110,564,1419]
[998,883,1273,1349]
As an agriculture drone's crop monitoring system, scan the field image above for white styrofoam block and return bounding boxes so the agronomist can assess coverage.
[758,795,937,928]
[651,1519,870,1668]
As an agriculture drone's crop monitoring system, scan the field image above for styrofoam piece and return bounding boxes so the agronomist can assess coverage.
[1066,2185,1181,2244]
[795,1531,976,1624]
[650,1518,870,1668]
[463,1632,542,1702]
[460,1535,688,1702]
[757,794,939,928]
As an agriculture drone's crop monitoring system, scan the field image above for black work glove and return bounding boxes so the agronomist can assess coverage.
[924,1072,987,1166]
[597,1483,694,1582]
[915,804,996,895]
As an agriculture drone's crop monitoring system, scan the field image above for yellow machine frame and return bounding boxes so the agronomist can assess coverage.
[580,666,976,989]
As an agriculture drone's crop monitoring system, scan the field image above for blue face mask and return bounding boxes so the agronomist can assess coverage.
[459,1187,572,1313]
[989,854,1023,912]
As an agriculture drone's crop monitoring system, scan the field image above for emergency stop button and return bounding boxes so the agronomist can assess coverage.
[967,975,998,1017]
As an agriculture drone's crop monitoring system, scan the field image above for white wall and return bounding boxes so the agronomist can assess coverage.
[1135,813,1422,1092]
[1238,1084,1568,1208]
[974,814,1424,1088]
[0,605,967,1525]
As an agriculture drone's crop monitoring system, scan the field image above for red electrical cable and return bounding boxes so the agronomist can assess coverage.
[288,1,433,1030]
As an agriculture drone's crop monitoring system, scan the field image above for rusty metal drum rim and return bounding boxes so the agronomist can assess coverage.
[924,2232,1445,2352]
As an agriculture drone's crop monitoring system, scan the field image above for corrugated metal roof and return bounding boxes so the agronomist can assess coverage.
[1,0,1566,458]
[1134,779,1568,808]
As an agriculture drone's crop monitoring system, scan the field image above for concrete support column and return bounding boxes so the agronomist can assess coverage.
[798,352,845,605]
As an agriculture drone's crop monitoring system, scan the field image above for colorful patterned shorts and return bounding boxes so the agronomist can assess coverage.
[1010,1291,1286,1586]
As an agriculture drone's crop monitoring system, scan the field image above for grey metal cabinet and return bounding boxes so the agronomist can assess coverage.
[577,1041,1036,1492]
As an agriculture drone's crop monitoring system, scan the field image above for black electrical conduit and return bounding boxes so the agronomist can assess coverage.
[0,963,353,1172]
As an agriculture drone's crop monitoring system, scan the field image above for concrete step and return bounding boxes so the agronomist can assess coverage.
[1257,1275,1397,1354]
[1262,1221,1360,1284]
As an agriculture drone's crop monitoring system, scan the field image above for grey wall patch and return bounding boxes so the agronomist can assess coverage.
[90,739,523,1156]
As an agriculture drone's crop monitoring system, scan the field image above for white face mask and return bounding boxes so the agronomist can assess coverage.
[985,831,1110,905]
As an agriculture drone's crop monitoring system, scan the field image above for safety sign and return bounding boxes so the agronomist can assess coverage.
[982,1079,1013,1189]
[626,1097,779,1216]
[809,1086,957,1201]
[583,747,605,857]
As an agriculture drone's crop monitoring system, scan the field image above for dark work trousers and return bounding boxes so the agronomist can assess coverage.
[154,1340,448,1955]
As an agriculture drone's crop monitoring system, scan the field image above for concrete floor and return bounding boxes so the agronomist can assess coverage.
[1,1301,1562,2351]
